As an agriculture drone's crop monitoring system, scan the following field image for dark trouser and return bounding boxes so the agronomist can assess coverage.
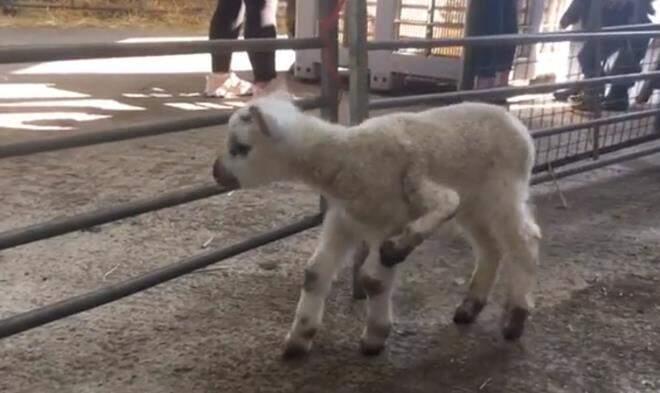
[209,0,277,82]
[578,37,649,90]
[469,0,518,78]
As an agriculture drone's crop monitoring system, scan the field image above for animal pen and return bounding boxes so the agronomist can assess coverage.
[1,0,660,340]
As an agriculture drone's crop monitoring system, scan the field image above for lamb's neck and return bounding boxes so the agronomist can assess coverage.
[289,116,354,195]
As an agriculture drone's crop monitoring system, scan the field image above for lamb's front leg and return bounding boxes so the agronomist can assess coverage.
[380,178,460,267]
[283,209,355,359]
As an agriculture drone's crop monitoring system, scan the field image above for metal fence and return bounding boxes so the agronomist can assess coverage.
[2,0,660,340]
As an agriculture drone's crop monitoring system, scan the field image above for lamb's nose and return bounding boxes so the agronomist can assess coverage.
[212,158,240,189]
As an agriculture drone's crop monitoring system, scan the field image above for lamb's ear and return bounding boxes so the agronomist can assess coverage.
[248,105,276,138]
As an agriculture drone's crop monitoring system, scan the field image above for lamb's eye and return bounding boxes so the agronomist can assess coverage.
[230,141,252,157]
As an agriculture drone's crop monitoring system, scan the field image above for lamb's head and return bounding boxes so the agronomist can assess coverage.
[212,93,302,189]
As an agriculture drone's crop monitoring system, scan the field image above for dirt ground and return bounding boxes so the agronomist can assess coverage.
[1,27,659,393]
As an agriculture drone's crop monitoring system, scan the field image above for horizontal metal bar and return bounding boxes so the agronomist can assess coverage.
[399,3,463,11]
[12,2,181,13]
[393,19,462,28]
[531,143,660,185]
[0,96,323,159]
[532,108,660,139]
[602,23,660,32]
[532,133,660,174]
[0,183,232,251]
[367,30,660,51]
[369,71,660,110]
[0,37,322,65]
[0,213,322,340]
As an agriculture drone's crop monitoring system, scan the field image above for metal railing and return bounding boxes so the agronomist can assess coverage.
[2,0,660,341]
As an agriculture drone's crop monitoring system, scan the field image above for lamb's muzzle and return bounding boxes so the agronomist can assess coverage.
[212,158,240,189]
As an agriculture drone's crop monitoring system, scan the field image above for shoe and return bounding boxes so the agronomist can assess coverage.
[554,88,580,102]
[602,87,630,112]
[203,72,253,98]
[570,94,600,113]
[602,96,629,111]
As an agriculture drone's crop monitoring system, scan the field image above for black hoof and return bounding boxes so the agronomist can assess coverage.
[502,307,529,341]
[360,341,385,357]
[453,298,485,325]
[379,240,413,267]
[282,342,310,360]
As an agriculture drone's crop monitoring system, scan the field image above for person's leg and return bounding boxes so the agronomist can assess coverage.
[573,40,617,112]
[209,0,243,73]
[205,0,253,97]
[244,0,278,94]
[604,38,650,110]
[493,0,518,88]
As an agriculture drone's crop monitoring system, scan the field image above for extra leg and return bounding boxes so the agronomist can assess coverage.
[453,219,502,325]
[380,177,460,267]
[283,209,356,359]
[358,245,398,356]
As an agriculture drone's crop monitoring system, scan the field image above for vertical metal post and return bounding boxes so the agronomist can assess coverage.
[317,0,339,214]
[425,0,437,57]
[319,0,340,123]
[459,0,479,91]
[346,0,370,300]
[348,0,370,125]
[588,0,603,159]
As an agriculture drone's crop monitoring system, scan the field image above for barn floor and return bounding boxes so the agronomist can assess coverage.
[1,27,660,393]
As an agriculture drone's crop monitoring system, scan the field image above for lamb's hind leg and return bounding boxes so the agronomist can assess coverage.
[453,218,502,325]
[358,243,398,356]
[283,209,357,359]
[497,202,541,341]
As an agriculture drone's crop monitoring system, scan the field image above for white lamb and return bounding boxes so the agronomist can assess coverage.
[212,92,542,359]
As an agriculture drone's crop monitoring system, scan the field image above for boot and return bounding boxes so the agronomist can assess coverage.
[571,91,601,113]
[602,85,630,111]
[553,87,580,102]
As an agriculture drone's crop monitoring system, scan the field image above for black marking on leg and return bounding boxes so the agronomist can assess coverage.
[502,307,529,341]
[301,328,317,340]
[359,275,384,296]
[303,269,319,292]
[380,240,415,267]
[453,298,486,325]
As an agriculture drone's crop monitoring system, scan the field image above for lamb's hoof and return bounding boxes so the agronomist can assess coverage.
[453,298,485,325]
[502,307,529,341]
[359,340,385,357]
[282,339,311,360]
[379,240,413,267]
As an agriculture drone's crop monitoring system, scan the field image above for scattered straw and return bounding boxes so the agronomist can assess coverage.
[547,162,569,209]
[102,263,120,281]
[479,378,492,390]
